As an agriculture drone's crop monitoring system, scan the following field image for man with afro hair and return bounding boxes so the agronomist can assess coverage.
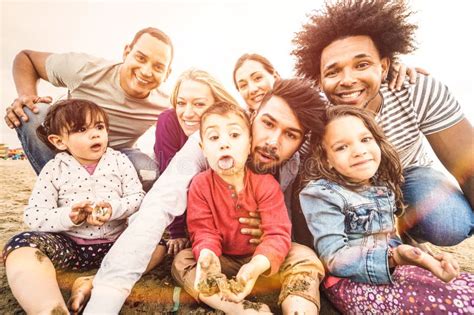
[293,0,473,247]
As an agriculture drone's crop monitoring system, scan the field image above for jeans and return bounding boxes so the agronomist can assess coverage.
[16,102,159,192]
[400,166,473,246]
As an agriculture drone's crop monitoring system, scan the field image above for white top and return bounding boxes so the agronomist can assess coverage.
[25,148,145,241]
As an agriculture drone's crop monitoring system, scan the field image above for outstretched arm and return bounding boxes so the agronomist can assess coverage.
[5,50,53,128]
[84,133,208,314]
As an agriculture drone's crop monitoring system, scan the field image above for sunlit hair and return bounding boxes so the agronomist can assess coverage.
[292,0,417,85]
[232,53,280,89]
[258,78,326,138]
[304,105,405,215]
[199,101,250,139]
[36,99,109,152]
[129,27,174,65]
[170,68,240,109]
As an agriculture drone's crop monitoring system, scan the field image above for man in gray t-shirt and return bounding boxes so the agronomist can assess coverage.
[4,27,173,191]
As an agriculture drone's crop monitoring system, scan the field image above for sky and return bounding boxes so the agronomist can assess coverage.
[1,0,473,155]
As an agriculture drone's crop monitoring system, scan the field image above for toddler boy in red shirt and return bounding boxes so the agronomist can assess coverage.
[172,101,323,314]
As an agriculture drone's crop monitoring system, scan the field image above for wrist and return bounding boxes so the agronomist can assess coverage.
[250,254,271,274]
[388,247,397,268]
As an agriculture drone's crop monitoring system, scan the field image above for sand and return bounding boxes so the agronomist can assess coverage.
[0,160,473,314]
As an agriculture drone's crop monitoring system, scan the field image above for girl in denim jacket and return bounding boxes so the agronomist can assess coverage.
[300,106,473,314]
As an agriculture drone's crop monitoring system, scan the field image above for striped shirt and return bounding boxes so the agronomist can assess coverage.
[376,75,464,168]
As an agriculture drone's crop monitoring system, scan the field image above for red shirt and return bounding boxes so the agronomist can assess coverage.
[187,168,291,276]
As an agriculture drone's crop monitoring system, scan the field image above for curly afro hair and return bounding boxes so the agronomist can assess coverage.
[292,0,418,84]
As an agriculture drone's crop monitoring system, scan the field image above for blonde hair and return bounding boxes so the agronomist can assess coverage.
[170,69,239,109]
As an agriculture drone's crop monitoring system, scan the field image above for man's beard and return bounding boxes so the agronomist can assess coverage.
[248,145,280,175]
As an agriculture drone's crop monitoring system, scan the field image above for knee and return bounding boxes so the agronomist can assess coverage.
[171,248,194,281]
[17,102,49,133]
[285,243,325,278]
[121,150,159,192]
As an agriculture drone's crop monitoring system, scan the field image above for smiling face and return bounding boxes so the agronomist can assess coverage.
[320,35,389,112]
[323,115,381,184]
[175,79,216,136]
[49,113,109,165]
[201,113,251,179]
[250,96,304,173]
[234,60,278,112]
[119,33,172,99]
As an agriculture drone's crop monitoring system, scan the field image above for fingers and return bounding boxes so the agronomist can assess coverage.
[4,95,51,128]
[394,63,407,90]
[414,67,430,76]
[248,238,262,245]
[239,217,261,227]
[240,227,262,237]
[435,252,460,274]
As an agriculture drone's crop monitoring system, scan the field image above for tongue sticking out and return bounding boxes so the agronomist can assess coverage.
[218,156,234,170]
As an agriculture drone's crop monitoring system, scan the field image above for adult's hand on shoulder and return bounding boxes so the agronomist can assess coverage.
[4,95,52,128]
[389,62,429,91]
[239,211,263,245]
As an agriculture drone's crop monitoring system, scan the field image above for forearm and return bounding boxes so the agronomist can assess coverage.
[24,205,76,231]
[88,204,174,312]
[321,243,392,284]
[13,50,41,96]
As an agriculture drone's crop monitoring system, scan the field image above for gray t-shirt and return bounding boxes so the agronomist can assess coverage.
[46,52,170,149]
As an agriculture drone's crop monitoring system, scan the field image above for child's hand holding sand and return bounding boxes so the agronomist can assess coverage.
[87,201,112,226]
[70,201,93,225]
[224,254,270,303]
[194,249,221,292]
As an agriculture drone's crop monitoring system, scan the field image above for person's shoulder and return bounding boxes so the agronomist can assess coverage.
[300,178,341,197]
[158,108,179,125]
[191,169,213,185]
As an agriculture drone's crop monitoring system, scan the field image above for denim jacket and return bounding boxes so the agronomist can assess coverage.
[299,178,397,284]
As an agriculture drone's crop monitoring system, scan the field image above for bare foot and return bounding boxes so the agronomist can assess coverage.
[394,244,459,282]
[67,275,94,314]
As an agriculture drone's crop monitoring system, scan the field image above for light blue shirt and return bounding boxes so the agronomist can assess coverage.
[300,178,399,285]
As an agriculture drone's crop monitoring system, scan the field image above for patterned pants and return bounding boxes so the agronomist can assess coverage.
[2,231,114,271]
[325,265,474,314]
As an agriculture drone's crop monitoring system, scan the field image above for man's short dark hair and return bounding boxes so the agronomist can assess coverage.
[292,0,417,84]
[130,27,174,65]
[259,78,326,137]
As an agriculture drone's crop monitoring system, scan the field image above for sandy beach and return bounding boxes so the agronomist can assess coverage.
[1,159,473,314]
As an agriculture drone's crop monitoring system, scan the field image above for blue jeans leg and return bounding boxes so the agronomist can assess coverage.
[400,166,474,246]
[15,102,56,174]
[119,148,159,192]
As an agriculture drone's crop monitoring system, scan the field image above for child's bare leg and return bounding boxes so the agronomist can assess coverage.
[393,244,459,282]
[281,295,318,315]
[68,244,167,312]
[6,247,68,314]
[199,294,273,315]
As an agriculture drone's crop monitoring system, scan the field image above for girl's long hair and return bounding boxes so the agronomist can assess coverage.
[303,105,405,215]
